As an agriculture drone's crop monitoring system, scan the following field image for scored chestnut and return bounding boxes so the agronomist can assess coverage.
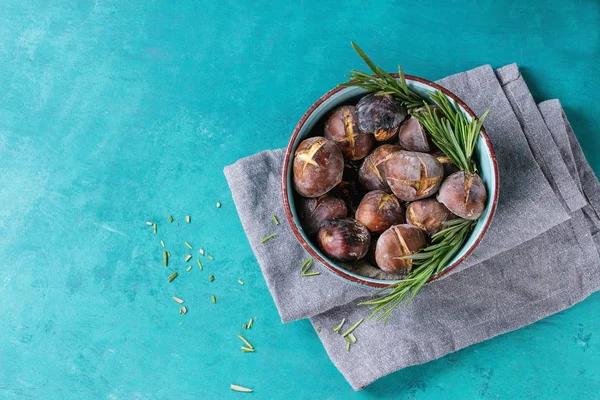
[324,105,373,160]
[431,151,459,177]
[298,195,348,237]
[406,198,456,235]
[375,224,426,274]
[384,150,443,201]
[355,190,405,233]
[437,170,487,220]
[358,144,402,192]
[317,218,371,262]
[398,116,431,152]
[356,94,407,141]
[293,137,344,198]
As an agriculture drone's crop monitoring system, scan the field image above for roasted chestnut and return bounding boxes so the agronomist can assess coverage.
[293,137,344,197]
[324,105,373,160]
[406,199,456,235]
[384,151,443,201]
[437,171,487,220]
[432,151,459,177]
[356,94,407,141]
[355,190,405,233]
[375,224,426,274]
[398,116,430,152]
[358,144,402,192]
[298,195,348,236]
[317,218,371,262]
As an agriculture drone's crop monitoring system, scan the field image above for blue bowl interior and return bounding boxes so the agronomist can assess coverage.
[287,81,497,287]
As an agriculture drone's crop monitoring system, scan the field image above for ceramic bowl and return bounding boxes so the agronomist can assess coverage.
[282,75,499,288]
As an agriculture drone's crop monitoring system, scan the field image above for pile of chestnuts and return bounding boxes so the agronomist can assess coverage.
[293,93,487,277]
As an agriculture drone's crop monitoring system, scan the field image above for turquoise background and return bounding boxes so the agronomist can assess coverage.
[0,1,598,398]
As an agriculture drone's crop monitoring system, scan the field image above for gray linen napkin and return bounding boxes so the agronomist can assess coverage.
[224,64,600,390]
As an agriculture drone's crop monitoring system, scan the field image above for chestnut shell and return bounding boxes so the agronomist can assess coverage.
[293,137,344,198]
[356,94,407,141]
[358,144,402,192]
[437,171,487,220]
[298,195,348,237]
[398,116,430,152]
[375,224,426,274]
[324,105,373,160]
[406,199,456,235]
[317,218,371,262]
[355,190,405,233]
[384,150,443,201]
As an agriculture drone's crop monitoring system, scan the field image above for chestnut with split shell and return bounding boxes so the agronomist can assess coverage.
[298,195,348,237]
[437,170,487,220]
[398,116,431,152]
[355,190,405,233]
[324,105,373,160]
[356,94,407,141]
[406,199,456,235]
[293,137,344,198]
[384,150,444,201]
[375,224,426,274]
[358,144,402,192]
[317,218,371,262]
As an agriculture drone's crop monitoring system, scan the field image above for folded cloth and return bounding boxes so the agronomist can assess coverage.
[224,64,600,390]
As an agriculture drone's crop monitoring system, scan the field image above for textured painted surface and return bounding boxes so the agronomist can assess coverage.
[0,0,598,398]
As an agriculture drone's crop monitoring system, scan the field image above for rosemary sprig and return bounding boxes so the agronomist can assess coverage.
[360,219,476,323]
[340,42,424,109]
[412,91,491,173]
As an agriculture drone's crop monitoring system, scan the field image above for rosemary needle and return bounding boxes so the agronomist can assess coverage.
[186,265,193,272]
[173,296,184,304]
[206,254,214,260]
[236,334,254,349]
[163,251,168,267]
[146,221,153,226]
[341,318,364,337]
[241,346,254,353]
[197,259,203,270]
[248,318,253,328]
[168,272,178,283]
[230,384,253,393]
[301,272,320,277]
[333,318,346,333]
[209,275,214,282]
[271,214,279,225]
[168,215,173,223]
[153,223,157,234]
[184,241,193,249]
[346,341,351,351]
[184,254,192,262]
[238,279,244,285]
[260,233,276,243]
[300,258,314,273]
[243,323,247,329]
[211,295,216,304]
[160,240,165,248]
[186,215,190,223]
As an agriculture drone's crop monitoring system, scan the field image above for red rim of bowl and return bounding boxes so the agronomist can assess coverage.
[282,74,499,288]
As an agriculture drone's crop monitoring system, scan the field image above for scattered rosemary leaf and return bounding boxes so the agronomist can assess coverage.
[236,334,254,349]
[260,233,276,243]
[163,251,168,267]
[173,296,184,304]
[206,254,214,260]
[185,254,192,262]
[241,346,254,353]
[197,259,203,270]
[168,215,173,223]
[347,333,357,344]
[168,272,178,283]
[301,258,314,273]
[186,215,190,223]
[211,295,216,303]
[230,384,253,393]
[209,275,215,282]
[248,318,253,329]
[216,201,221,208]
[160,240,165,248]
[180,306,187,314]
[346,341,351,351]
[271,214,279,225]
[146,221,153,226]
[167,251,171,257]
[186,265,193,272]
[184,241,193,249]
[238,279,244,285]
[333,318,346,333]
[341,318,364,338]
[199,248,205,255]
[301,272,320,277]
[243,323,247,329]
[153,223,157,234]
[316,327,321,333]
